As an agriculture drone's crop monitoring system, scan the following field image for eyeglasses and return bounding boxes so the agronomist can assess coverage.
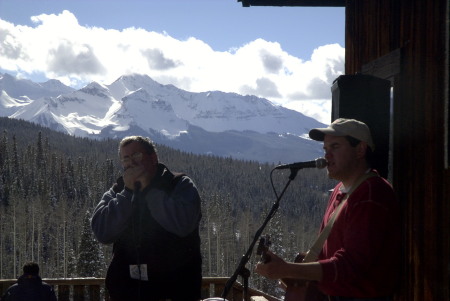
[120,152,144,164]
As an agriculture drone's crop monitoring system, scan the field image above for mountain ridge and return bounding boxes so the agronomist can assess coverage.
[0,72,326,163]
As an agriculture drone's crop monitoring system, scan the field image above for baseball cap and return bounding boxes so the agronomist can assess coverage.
[309,118,375,151]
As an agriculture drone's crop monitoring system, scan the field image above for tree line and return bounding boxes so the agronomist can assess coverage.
[0,117,336,297]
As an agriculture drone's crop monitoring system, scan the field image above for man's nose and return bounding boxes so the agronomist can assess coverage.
[122,161,132,170]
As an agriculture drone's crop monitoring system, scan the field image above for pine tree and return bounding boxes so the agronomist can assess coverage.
[66,246,78,277]
[76,210,105,277]
[0,130,10,206]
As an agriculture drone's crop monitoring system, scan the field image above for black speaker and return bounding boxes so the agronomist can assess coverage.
[331,74,391,178]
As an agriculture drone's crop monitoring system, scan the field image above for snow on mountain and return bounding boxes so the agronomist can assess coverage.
[182,91,312,134]
[106,74,322,137]
[0,73,74,99]
[115,88,189,137]
[0,90,33,117]
[0,72,326,163]
[9,81,116,135]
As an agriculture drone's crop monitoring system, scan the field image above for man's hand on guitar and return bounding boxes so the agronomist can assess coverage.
[254,250,288,280]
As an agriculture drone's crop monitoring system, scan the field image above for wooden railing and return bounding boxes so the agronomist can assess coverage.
[0,277,281,301]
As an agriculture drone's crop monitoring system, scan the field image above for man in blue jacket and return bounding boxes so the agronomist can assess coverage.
[91,136,202,301]
[1,262,57,301]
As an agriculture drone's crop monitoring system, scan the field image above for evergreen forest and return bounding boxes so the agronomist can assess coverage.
[0,117,336,297]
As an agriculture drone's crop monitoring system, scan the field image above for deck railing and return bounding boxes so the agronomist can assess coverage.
[0,277,280,301]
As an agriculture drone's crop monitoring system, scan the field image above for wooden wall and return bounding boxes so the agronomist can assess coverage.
[344,0,449,300]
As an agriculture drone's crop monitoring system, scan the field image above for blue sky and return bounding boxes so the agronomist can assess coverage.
[0,0,345,123]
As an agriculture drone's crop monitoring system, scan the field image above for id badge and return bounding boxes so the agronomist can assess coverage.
[129,264,148,281]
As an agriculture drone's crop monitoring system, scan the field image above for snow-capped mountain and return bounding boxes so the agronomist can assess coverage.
[0,73,75,99]
[0,72,326,163]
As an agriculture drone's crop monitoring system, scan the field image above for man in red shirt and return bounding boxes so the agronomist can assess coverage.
[255,118,401,301]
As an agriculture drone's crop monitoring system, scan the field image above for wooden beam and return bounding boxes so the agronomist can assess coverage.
[361,48,401,82]
[238,0,345,7]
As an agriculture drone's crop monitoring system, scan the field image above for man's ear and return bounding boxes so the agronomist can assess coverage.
[149,152,158,165]
[356,142,368,159]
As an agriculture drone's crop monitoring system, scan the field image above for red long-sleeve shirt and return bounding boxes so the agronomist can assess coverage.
[317,171,401,298]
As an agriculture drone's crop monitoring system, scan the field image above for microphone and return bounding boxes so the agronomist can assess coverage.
[134,181,141,192]
[275,158,327,170]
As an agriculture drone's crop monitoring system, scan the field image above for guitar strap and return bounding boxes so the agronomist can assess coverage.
[302,171,378,263]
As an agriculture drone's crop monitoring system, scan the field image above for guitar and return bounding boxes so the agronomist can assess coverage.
[256,235,272,263]
[256,236,326,301]
[283,253,327,301]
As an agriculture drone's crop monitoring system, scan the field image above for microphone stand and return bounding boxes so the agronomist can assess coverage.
[221,168,299,300]
[132,182,142,301]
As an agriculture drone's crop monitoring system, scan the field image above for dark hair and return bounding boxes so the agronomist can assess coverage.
[118,136,158,157]
[345,135,374,166]
[23,262,39,275]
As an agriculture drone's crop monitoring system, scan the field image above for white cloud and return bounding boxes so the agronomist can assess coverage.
[0,10,344,123]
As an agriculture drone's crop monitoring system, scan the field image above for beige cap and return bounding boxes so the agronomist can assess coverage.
[309,118,375,151]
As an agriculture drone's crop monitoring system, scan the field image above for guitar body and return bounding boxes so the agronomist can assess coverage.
[284,283,308,301]
[256,237,327,301]
[285,281,326,301]
[283,253,327,301]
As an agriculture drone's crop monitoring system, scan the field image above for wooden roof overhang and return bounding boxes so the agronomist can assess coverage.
[238,0,345,7]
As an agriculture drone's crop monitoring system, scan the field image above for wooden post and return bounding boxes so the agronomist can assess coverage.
[89,284,100,301]
[58,284,70,301]
[73,285,84,301]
